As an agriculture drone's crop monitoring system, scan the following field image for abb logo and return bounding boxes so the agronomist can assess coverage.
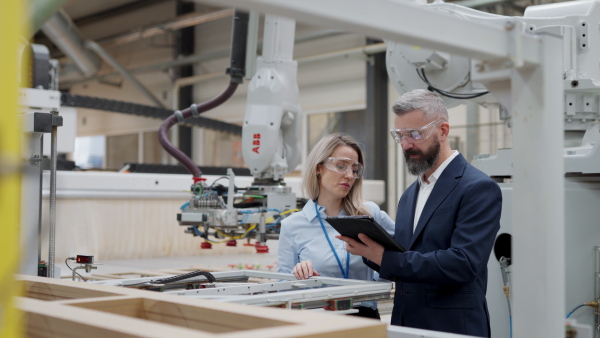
[252,133,261,154]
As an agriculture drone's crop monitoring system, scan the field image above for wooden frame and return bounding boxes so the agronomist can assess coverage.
[17,275,387,337]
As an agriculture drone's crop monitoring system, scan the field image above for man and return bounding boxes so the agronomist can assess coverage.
[337,89,501,337]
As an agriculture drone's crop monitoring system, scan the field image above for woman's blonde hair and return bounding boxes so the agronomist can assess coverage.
[302,133,370,216]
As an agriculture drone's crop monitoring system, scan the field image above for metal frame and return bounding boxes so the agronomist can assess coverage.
[192,1,565,337]
[94,270,392,309]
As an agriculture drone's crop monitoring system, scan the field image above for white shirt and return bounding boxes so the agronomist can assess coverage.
[413,150,459,233]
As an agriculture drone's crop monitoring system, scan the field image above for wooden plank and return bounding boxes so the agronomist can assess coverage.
[19,297,211,338]
[23,281,121,301]
[16,275,148,298]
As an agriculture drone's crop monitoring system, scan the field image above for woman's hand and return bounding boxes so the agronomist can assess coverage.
[292,260,321,279]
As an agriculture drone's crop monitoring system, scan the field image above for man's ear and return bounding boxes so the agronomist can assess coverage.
[439,121,450,141]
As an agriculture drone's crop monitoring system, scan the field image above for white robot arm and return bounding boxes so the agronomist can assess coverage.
[178,15,301,252]
[242,15,301,182]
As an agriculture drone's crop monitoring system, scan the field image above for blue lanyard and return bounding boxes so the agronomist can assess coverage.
[315,201,350,279]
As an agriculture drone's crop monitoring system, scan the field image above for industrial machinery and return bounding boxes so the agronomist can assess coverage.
[160,13,303,252]
[19,43,68,279]
[383,1,600,336]
[367,1,600,336]
[190,0,600,337]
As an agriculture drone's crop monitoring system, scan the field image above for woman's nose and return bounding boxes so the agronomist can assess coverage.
[343,169,355,179]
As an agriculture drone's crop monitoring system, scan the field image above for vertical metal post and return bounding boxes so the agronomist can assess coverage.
[258,212,266,244]
[20,132,43,276]
[175,1,195,159]
[364,38,388,210]
[465,101,480,162]
[511,33,564,338]
[595,246,600,337]
[47,109,59,278]
[245,11,260,80]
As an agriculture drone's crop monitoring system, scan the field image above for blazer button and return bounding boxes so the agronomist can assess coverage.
[399,290,403,295]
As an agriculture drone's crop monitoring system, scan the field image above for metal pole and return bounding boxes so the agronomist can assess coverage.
[85,40,166,108]
[511,32,564,338]
[47,110,59,278]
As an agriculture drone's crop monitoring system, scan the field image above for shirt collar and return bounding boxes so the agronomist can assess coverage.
[418,150,459,186]
[303,199,346,221]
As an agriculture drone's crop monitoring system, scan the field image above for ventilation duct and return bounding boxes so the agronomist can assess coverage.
[41,9,101,77]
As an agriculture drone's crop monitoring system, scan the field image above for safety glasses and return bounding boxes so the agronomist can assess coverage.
[322,157,364,179]
[390,119,441,144]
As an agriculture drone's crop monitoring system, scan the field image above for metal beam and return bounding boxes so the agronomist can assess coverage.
[510,33,564,338]
[194,0,541,64]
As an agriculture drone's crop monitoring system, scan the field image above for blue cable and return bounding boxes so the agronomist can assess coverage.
[191,226,204,237]
[265,208,281,213]
[506,297,512,338]
[566,304,585,318]
[239,213,250,224]
[180,201,190,210]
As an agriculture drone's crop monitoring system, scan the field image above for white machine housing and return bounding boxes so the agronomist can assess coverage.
[241,15,301,181]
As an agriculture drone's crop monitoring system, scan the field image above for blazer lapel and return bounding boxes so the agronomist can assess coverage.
[408,155,466,249]
[397,181,419,249]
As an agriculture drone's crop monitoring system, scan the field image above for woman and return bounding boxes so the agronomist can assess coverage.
[277,133,395,319]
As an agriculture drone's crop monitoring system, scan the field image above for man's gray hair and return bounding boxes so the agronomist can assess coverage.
[392,89,448,122]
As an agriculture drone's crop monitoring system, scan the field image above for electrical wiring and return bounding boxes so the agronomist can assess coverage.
[566,303,586,318]
[280,209,299,216]
[239,213,250,224]
[65,257,87,282]
[209,176,229,188]
[195,208,299,242]
[416,68,489,99]
[506,297,512,338]
[191,226,230,244]
[215,225,256,240]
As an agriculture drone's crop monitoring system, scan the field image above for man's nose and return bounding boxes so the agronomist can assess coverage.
[400,138,414,150]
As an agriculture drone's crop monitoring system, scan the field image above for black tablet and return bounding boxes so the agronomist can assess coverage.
[327,216,405,252]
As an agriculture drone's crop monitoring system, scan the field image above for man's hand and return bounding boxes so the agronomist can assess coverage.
[336,233,384,266]
[292,260,321,280]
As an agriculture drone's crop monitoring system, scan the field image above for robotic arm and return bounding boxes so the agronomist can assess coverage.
[386,0,600,174]
[242,15,301,182]
[178,15,302,252]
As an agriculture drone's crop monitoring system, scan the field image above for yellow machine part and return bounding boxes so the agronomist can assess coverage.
[0,1,25,337]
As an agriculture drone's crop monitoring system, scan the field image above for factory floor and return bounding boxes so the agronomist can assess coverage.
[54,239,393,323]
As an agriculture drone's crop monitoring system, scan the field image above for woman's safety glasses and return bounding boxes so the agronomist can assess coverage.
[390,119,441,144]
[323,157,364,179]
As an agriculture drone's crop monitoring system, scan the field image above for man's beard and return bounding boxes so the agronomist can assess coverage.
[404,136,440,176]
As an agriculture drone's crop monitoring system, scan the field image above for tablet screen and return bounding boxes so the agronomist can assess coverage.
[327,216,405,252]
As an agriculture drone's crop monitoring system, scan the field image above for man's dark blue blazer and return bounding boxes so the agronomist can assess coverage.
[376,154,501,337]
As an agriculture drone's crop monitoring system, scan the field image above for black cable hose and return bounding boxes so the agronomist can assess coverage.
[158,82,238,177]
[416,68,489,99]
[151,271,216,285]
[157,10,249,178]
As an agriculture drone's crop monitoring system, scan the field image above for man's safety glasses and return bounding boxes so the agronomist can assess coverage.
[390,119,441,144]
[322,157,364,179]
